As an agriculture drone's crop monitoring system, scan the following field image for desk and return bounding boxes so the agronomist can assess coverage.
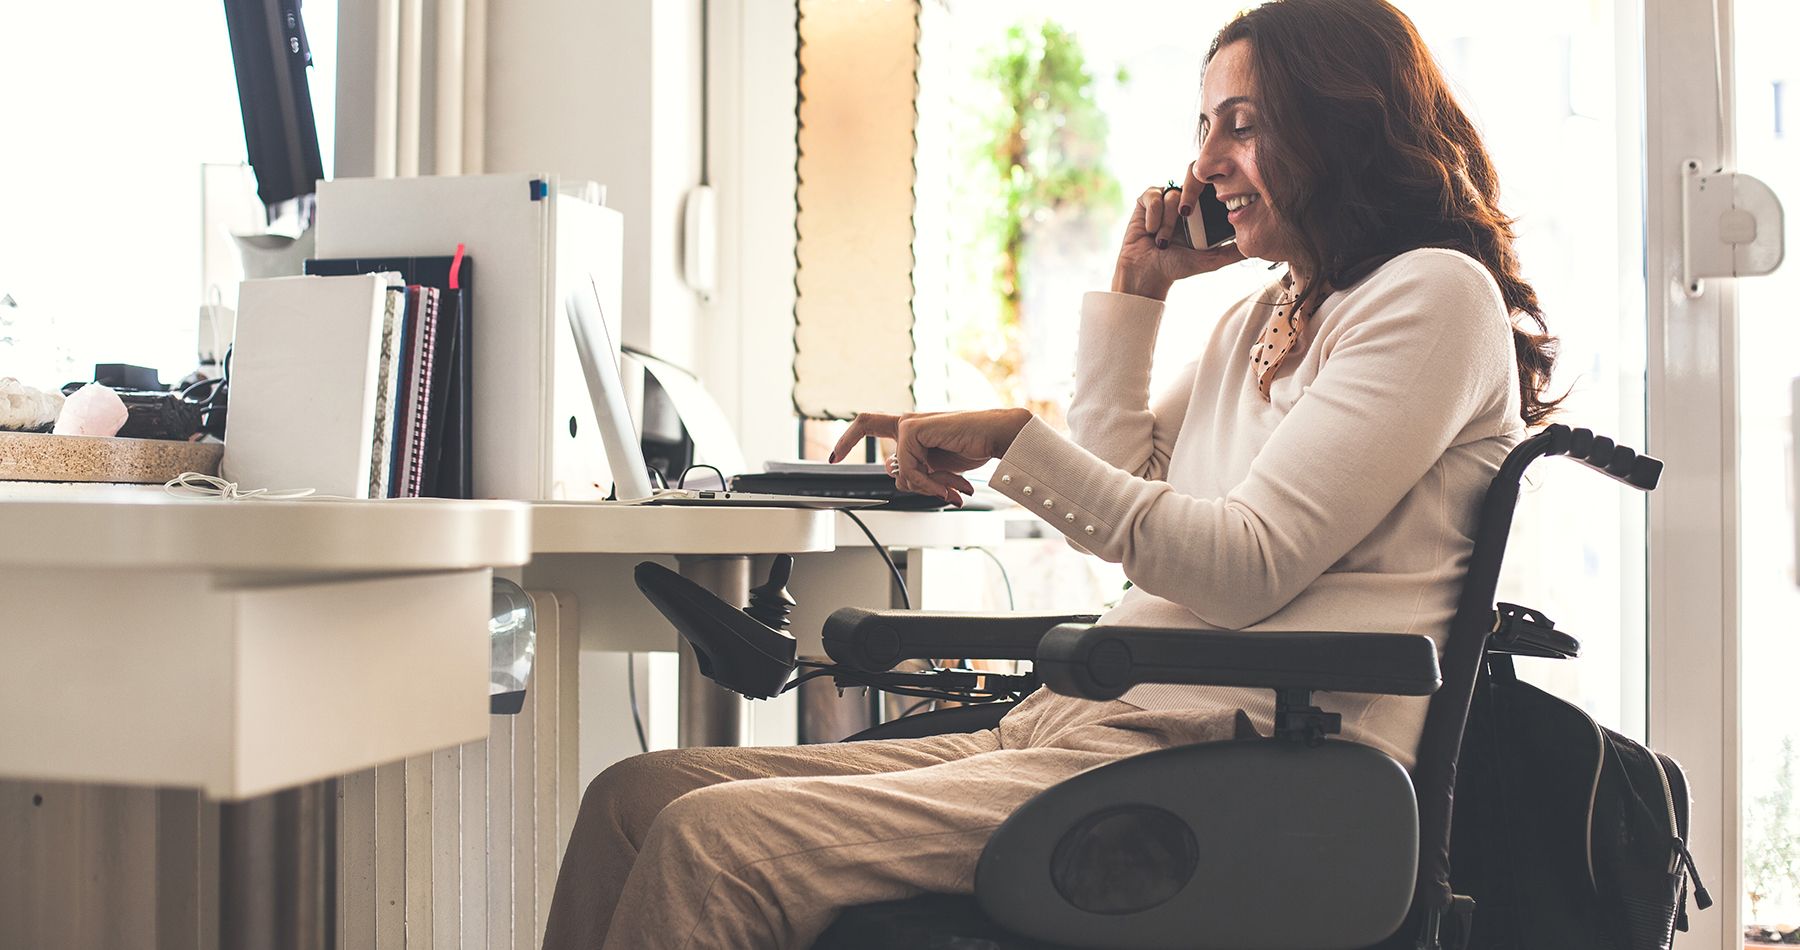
[0,488,531,795]
[525,503,836,748]
[520,504,1007,750]
[0,488,530,948]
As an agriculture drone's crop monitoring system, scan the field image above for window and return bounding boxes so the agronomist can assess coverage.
[1734,0,1800,931]
[0,0,335,390]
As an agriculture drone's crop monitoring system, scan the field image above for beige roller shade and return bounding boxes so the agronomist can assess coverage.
[794,0,921,419]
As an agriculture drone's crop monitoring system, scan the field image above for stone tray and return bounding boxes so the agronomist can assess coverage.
[0,432,222,483]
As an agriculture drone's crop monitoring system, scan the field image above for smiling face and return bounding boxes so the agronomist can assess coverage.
[1195,40,1298,267]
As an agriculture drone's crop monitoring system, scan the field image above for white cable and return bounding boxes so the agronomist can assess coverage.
[162,472,317,500]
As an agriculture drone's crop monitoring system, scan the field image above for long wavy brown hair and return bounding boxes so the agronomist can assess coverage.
[1209,0,1561,425]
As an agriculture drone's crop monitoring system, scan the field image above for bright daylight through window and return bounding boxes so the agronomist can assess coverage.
[1734,0,1800,937]
[0,1,336,393]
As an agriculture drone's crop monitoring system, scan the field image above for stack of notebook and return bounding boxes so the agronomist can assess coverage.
[221,253,474,499]
[306,254,473,498]
[369,283,440,498]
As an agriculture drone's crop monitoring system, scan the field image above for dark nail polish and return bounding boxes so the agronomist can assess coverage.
[1179,204,1193,217]
[1156,238,1169,250]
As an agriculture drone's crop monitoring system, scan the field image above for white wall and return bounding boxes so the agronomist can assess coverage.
[335,0,802,467]
[481,0,700,366]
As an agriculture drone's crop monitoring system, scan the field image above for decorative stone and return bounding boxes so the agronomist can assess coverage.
[0,378,64,430]
[53,384,128,438]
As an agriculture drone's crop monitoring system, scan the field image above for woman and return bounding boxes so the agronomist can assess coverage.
[543,1,1558,947]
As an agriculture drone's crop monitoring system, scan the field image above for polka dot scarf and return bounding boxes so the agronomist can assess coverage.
[1252,286,1301,400]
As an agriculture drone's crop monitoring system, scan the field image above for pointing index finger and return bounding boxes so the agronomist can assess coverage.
[829,413,899,463]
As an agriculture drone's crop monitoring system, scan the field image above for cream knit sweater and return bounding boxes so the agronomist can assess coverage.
[987,248,1526,769]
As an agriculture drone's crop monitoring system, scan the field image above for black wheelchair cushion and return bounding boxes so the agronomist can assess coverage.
[975,738,1418,950]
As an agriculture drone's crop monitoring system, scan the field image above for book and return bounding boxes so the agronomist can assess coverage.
[420,284,467,498]
[222,274,391,497]
[402,286,441,497]
[384,286,439,497]
[368,286,406,497]
[385,287,419,497]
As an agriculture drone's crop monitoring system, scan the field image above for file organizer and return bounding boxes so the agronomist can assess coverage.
[314,173,625,500]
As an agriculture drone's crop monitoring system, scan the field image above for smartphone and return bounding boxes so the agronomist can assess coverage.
[1168,182,1236,250]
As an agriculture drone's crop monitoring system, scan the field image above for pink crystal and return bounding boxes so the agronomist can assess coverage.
[53,383,130,437]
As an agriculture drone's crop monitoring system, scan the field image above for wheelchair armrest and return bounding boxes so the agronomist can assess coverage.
[1035,624,1442,702]
[822,607,1102,672]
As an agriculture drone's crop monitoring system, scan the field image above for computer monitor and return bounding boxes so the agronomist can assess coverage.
[222,0,326,214]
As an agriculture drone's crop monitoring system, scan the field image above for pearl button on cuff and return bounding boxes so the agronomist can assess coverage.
[1042,499,1054,509]
[1022,486,1033,495]
[1064,513,1074,522]
[1084,525,1095,534]
[1001,475,1011,484]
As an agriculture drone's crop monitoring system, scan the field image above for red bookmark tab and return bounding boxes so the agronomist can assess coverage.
[450,243,466,289]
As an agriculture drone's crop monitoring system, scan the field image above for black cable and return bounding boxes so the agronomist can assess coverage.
[678,462,727,490]
[781,663,1033,704]
[842,680,1018,703]
[898,698,936,719]
[626,653,649,754]
[843,509,910,609]
[780,667,844,692]
[965,546,1015,609]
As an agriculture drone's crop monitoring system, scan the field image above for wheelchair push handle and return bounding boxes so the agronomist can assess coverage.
[1537,424,1661,491]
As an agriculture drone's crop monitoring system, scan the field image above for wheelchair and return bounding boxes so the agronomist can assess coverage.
[633,424,1663,950]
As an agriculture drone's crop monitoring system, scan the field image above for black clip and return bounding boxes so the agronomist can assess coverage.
[1490,603,1580,659]
[1272,688,1341,746]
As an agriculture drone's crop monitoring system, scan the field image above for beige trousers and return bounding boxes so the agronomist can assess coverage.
[540,690,1243,950]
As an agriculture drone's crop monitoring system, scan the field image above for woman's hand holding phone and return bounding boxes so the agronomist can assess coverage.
[1113,164,1245,301]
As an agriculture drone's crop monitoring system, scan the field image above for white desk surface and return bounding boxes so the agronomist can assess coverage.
[0,485,532,574]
